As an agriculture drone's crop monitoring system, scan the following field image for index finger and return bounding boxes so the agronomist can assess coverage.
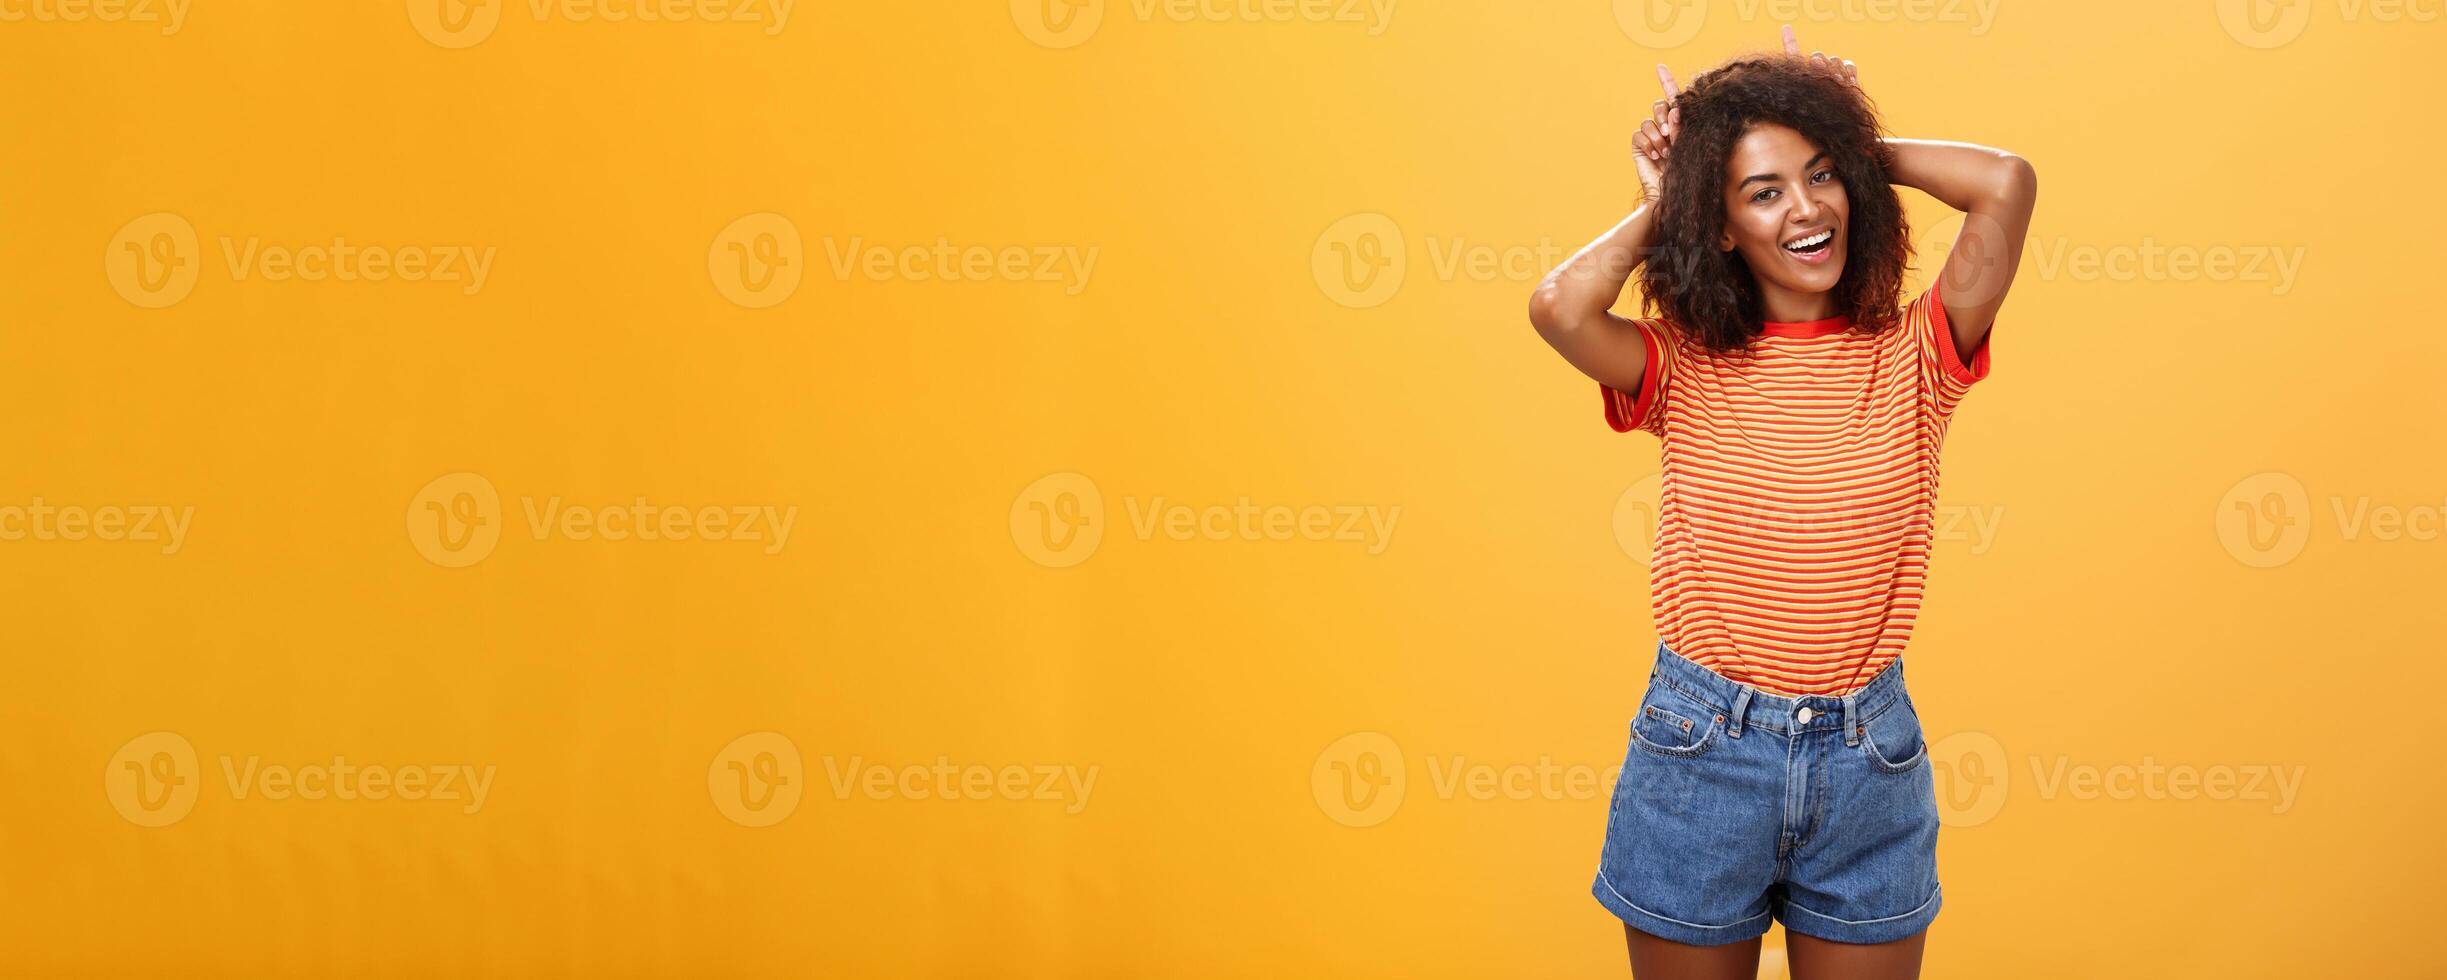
[1782,23,1800,55]
[1656,63,1681,102]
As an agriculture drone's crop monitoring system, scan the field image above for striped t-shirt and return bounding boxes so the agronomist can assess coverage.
[1602,282,1990,697]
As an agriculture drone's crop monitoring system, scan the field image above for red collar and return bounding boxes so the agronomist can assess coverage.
[1759,315,1851,338]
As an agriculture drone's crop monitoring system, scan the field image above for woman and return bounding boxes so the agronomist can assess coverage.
[1528,26,2038,980]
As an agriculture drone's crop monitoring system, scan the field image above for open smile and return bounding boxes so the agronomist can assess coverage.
[1781,227,1837,265]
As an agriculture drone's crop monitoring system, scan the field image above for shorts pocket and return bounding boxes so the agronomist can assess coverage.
[1859,694,1929,774]
[1628,694,1721,759]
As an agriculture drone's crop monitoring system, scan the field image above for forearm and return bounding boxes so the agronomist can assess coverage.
[1529,202,1658,332]
[1882,138,2036,215]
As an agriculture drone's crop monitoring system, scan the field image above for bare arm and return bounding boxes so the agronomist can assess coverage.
[1528,66,1683,394]
[1884,138,2038,355]
[1787,28,2037,357]
[1528,205,1660,393]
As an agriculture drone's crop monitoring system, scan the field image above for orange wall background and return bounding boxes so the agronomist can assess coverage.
[4,0,2442,976]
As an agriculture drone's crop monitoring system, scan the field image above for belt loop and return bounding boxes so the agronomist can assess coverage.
[1728,686,1751,738]
[1842,692,1860,747]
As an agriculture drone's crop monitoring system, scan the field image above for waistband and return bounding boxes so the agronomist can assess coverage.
[1647,641,1910,743]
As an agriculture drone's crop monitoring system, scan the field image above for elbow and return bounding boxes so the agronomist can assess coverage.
[1528,282,1569,340]
[1992,153,2038,210]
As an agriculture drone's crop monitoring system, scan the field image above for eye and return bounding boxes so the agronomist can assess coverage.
[1750,187,1779,204]
[1809,168,1837,184]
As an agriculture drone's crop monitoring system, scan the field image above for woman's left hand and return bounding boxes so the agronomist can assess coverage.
[1781,24,1859,88]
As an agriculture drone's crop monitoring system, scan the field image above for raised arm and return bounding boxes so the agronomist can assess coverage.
[1528,66,1682,394]
[1783,26,2037,356]
[1883,138,2037,356]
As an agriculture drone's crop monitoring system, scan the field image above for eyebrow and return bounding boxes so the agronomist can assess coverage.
[1739,152,1829,189]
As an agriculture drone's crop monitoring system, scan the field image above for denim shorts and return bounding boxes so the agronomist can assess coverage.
[1591,641,1942,946]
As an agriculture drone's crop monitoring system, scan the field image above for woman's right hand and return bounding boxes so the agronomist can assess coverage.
[1634,64,1682,205]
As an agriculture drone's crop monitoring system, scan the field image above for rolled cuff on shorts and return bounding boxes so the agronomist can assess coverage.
[1590,874,1775,947]
[1775,882,1944,946]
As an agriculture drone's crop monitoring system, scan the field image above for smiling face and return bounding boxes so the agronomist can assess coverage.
[1717,122,1850,317]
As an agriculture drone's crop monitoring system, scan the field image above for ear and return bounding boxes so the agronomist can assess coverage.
[1718,230,1735,252]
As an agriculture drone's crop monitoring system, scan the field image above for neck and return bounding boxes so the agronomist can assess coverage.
[1758,283,1838,324]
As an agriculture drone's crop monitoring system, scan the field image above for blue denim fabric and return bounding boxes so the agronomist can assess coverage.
[1592,641,1941,946]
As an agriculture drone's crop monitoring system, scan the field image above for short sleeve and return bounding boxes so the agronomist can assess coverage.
[1599,319,1672,435]
[1911,280,1990,409]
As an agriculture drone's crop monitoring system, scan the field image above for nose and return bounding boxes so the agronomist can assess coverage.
[1790,186,1824,223]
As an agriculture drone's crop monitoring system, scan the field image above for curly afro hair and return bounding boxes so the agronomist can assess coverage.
[1637,54,1910,353]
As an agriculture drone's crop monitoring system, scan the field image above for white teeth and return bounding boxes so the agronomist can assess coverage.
[1783,230,1832,251]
